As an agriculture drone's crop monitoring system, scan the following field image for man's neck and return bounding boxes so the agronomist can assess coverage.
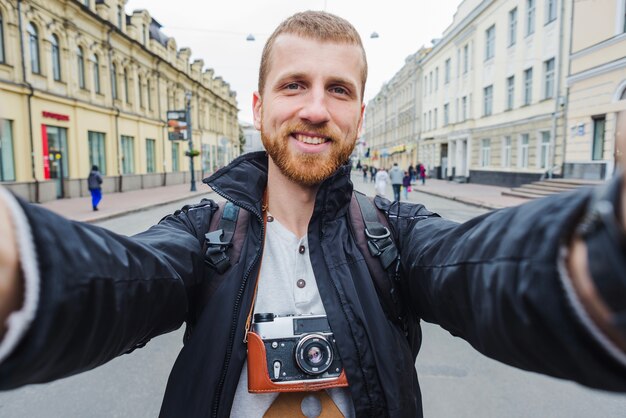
[266,158,319,238]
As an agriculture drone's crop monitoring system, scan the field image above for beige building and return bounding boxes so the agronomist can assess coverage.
[361,49,428,170]
[565,0,626,179]
[420,0,571,186]
[0,0,239,202]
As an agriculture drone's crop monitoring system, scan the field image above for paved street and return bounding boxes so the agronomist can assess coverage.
[0,175,624,417]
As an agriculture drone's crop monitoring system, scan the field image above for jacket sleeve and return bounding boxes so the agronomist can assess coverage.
[0,198,214,390]
[398,188,626,392]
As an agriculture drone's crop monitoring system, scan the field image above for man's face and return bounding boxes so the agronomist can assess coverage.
[253,34,365,186]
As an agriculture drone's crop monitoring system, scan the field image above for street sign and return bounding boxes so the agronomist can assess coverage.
[167,110,188,141]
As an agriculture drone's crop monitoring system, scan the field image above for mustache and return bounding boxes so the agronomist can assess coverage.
[280,121,342,142]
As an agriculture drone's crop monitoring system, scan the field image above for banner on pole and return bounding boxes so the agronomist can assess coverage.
[167,110,188,141]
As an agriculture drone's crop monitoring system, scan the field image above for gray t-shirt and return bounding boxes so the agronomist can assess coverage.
[230,214,354,417]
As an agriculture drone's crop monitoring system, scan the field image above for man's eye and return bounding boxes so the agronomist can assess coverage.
[330,86,348,95]
[286,83,300,90]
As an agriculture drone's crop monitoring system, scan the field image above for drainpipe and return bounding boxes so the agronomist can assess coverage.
[106,26,122,192]
[560,0,576,179]
[550,0,568,178]
[18,0,39,202]
[156,60,166,186]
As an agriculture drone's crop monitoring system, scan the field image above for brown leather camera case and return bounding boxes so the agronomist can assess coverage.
[247,332,348,393]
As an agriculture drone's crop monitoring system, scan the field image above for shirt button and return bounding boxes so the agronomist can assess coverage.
[267,215,274,222]
[297,279,306,288]
[298,245,305,254]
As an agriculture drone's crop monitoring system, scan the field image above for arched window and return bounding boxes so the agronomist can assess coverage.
[0,12,5,64]
[77,46,85,88]
[621,87,626,101]
[124,69,130,103]
[27,23,40,74]
[51,34,61,81]
[92,54,100,93]
[111,63,118,99]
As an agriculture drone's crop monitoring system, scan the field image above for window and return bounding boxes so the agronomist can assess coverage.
[445,59,451,84]
[77,47,85,89]
[0,119,15,181]
[83,0,89,6]
[0,12,4,63]
[519,134,529,168]
[428,110,432,130]
[463,44,469,73]
[435,67,439,91]
[171,141,180,171]
[92,54,100,94]
[485,25,495,60]
[121,135,135,174]
[51,35,61,81]
[138,76,143,108]
[443,103,449,126]
[526,0,536,36]
[509,8,518,46]
[147,79,152,110]
[592,116,606,160]
[462,96,467,121]
[146,138,156,173]
[546,0,557,23]
[483,85,493,116]
[142,23,147,45]
[540,131,551,169]
[88,131,106,175]
[481,138,491,167]
[502,136,512,167]
[434,108,438,129]
[117,5,123,29]
[124,68,130,103]
[423,113,427,131]
[111,63,118,99]
[27,23,40,74]
[506,76,515,110]
[524,67,533,105]
[423,76,427,96]
[543,58,555,99]
[429,71,433,93]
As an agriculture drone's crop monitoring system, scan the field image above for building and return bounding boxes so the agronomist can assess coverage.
[0,0,239,202]
[240,121,263,154]
[564,0,626,179]
[361,48,428,170]
[420,0,570,186]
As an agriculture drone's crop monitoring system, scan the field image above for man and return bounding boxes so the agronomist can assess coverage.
[389,162,403,202]
[0,11,625,418]
[87,165,103,211]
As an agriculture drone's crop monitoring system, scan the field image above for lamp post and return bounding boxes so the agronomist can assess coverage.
[186,91,197,192]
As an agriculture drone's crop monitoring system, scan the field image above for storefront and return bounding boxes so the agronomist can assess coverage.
[41,112,70,198]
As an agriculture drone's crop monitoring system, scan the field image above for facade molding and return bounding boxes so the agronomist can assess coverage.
[567,56,626,86]
[570,33,626,61]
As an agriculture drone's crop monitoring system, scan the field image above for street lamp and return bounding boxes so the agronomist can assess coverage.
[185,91,197,192]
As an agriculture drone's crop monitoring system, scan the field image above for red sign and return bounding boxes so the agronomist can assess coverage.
[42,111,69,121]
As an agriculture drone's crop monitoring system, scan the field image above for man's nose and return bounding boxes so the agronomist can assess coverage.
[298,89,331,125]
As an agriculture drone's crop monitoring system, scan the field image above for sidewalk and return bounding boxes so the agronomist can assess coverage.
[40,182,214,223]
[38,175,528,223]
[409,178,529,210]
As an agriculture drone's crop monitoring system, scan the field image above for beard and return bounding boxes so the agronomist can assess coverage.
[261,120,356,186]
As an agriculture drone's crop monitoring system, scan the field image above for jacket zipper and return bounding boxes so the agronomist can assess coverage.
[209,186,264,418]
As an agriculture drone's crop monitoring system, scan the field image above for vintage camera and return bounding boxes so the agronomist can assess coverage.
[247,313,345,391]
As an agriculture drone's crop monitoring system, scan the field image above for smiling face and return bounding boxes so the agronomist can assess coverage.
[253,34,366,186]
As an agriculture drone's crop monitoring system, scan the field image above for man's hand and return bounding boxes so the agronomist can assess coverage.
[0,195,23,339]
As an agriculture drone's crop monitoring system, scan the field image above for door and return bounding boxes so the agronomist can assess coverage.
[42,125,69,198]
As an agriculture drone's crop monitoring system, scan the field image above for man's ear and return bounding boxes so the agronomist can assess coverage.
[253,92,262,131]
[357,103,365,138]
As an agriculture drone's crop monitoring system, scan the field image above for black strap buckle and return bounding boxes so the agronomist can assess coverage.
[204,229,233,273]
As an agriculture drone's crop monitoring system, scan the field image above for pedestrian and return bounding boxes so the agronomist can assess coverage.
[374,166,389,198]
[0,11,625,418]
[87,165,103,211]
[361,164,368,182]
[369,165,377,183]
[408,164,415,183]
[389,162,403,202]
[402,171,411,200]
[418,162,427,185]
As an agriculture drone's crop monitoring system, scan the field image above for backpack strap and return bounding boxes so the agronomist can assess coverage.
[349,191,402,323]
[204,201,240,274]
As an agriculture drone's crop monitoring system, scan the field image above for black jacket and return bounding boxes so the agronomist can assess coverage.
[1,151,625,417]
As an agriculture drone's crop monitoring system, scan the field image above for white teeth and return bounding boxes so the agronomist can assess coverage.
[294,134,328,145]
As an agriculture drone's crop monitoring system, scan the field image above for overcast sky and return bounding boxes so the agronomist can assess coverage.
[126,0,462,124]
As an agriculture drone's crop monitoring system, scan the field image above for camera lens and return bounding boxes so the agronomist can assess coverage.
[295,334,333,375]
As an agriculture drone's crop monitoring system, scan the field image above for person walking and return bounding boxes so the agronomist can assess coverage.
[402,171,411,200]
[408,164,415,183]
[389,162,403,202]
[87,165,103,211]
[418,162,427,185]
[374,167,389,198]
[361,164,368,182]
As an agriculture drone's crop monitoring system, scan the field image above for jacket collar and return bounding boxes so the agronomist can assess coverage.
[202,151,353,221]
